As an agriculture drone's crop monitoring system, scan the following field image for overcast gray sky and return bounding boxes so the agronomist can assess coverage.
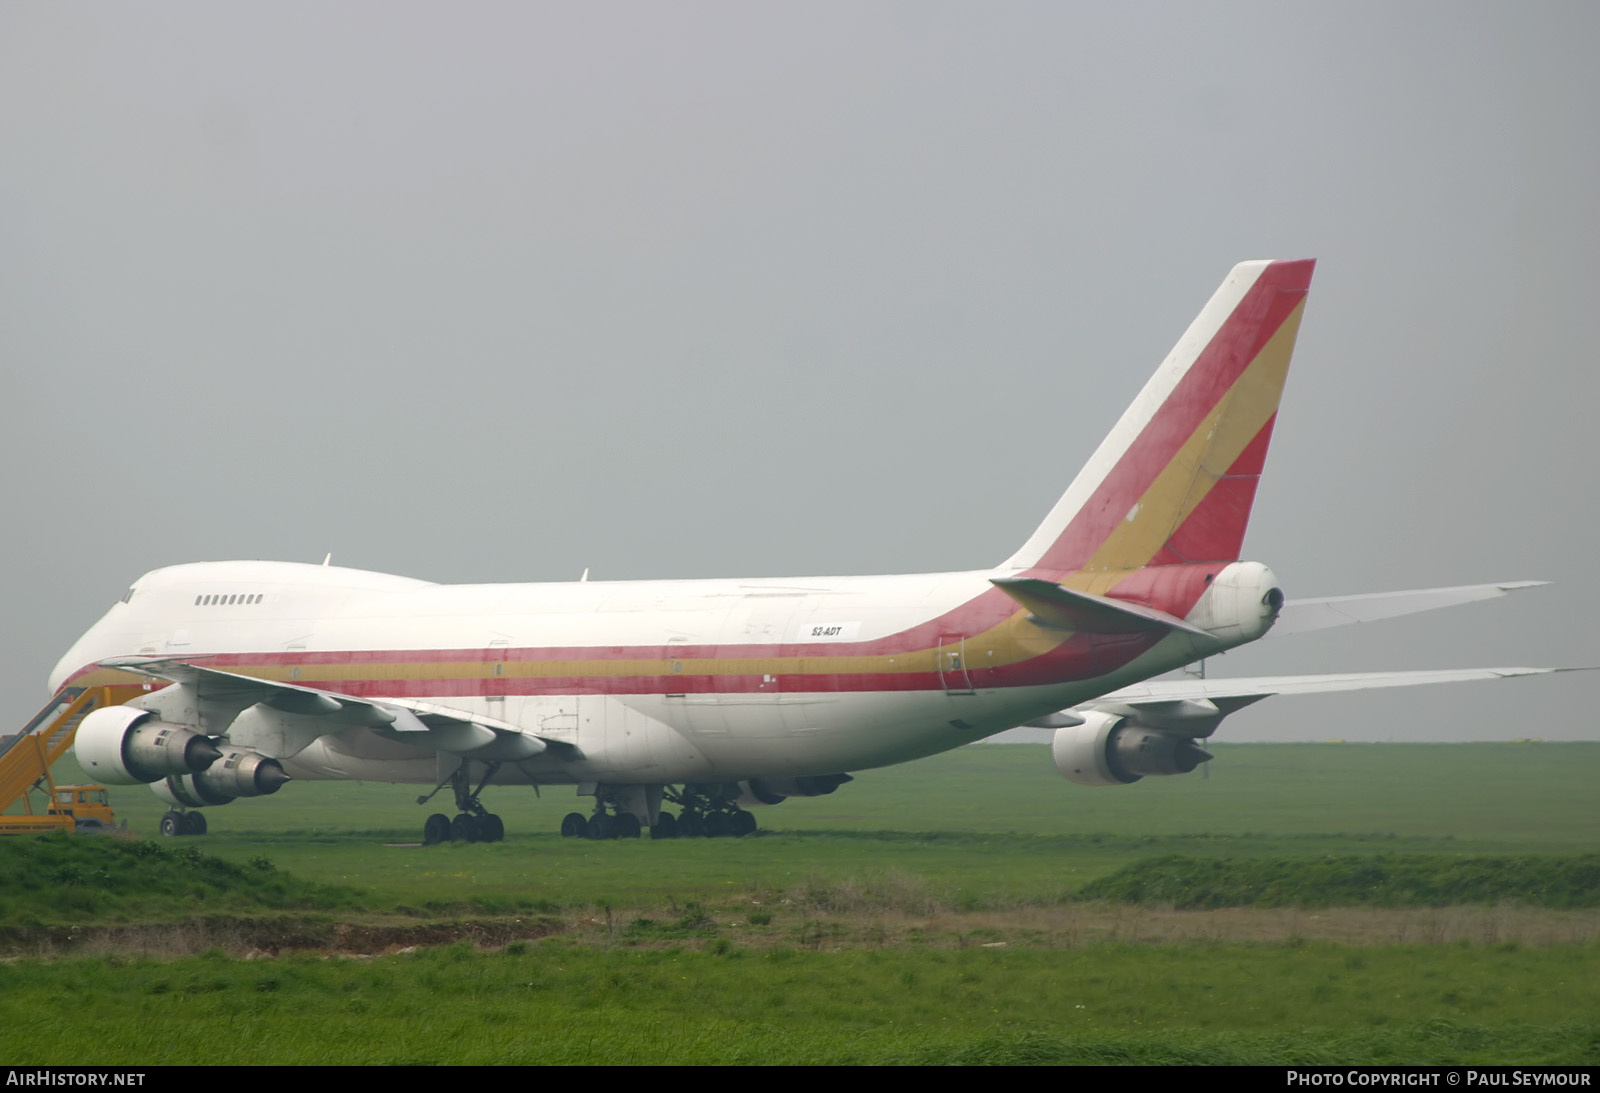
[4,2,1597,743]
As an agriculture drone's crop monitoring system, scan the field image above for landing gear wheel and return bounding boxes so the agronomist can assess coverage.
[731,809,757,837]
[586,814,617,840]
[651,812,677,839]
[560,812,587,838]
[420,761,507,846]
[678,811,705,838]
[615,813,642,839]
[159,811,182,838]
[183,812,207,836]
[704,811,732,838]
[423,813,451,845]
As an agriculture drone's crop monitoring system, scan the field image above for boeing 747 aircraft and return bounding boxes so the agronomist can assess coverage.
[47,259,1562,842]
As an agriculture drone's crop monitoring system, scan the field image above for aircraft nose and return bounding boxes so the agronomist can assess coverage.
[47,651,75,697]
[48,628,96,697]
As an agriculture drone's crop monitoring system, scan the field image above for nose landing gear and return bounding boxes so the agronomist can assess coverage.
[158,809,207,837]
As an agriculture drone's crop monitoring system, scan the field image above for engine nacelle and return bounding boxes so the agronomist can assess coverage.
[1052,711,1212,786]
[735,773,854,807]
[74,706,223,786]
[150,747,291,808]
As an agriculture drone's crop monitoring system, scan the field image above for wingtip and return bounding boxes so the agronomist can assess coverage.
[1488,666,1596,678]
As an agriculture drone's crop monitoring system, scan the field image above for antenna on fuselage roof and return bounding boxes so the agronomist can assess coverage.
[580,568,590,582]
[322,553,332,567]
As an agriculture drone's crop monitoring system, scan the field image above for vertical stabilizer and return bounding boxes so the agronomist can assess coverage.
[1002,259,1314,574]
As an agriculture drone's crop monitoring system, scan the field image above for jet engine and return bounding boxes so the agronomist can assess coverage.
[151,746,291,808]
[1052,711,1212,786]
[74,706,223,785]
[736,773,854,806]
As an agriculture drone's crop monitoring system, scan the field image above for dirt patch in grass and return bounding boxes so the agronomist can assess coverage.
[919,903,1600,948]
[12,901,1599,961]
[9,914,568,960]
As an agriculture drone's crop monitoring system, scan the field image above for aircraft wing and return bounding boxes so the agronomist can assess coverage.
[1033,666,1581,737]
[1096,666,1570,707]
[1273,582,1548,635]
[99,655,552,759]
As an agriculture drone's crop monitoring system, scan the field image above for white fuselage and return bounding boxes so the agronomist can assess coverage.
[51,558,1260,787]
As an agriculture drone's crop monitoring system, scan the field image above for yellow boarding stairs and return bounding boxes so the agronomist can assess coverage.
[0,687,118,834]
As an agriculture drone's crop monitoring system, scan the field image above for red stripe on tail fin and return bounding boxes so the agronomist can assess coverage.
[1002,259,1314,576]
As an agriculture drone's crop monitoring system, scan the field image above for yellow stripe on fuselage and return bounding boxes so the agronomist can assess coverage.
[68,604,1084,693]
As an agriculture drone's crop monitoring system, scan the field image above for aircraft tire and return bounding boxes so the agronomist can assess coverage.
[678,811,705,838]
[479,813,505,843]
[615,813,642,839]
[184,811,207,836]
[451,813,478,843]
[559,812,586,838]
[731,810,757,837]
[159,811,182,838]
[423,813,451,845]
[650,812,677,839]
[704,812,732,838]
[586,814,617,840]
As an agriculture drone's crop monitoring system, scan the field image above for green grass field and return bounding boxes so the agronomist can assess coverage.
[5,742,1598,1064]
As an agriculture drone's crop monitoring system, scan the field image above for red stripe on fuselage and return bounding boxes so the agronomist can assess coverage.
[173,630,1147,699]
[59,580,1173,699]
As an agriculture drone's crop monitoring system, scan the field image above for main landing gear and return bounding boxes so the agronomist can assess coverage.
[559,810,645,840]
[557,785,759,840]
[421,810,505,845]
[419,763,505,845]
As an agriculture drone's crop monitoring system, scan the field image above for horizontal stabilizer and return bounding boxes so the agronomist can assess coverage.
[1274,582,1548,635]
[990,577,1214,639]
